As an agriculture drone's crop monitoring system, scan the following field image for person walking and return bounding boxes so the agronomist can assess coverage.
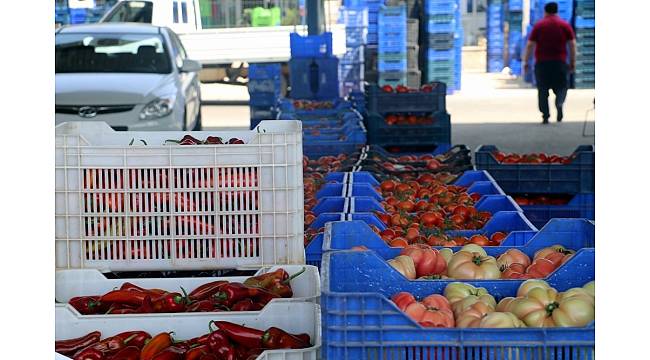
[523,2,576,124]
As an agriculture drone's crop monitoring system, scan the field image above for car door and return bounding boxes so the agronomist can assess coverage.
[167,28,200,128]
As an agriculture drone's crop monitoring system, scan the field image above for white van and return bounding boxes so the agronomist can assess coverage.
[100,0,346,81]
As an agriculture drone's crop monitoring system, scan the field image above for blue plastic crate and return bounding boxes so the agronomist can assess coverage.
[247,78,281,93]
[426,20,457,33]
[310,212,386,232]
[378,4,407,25]
[340,46,365,64]
[425,0,457,15]
[378,70,408,87]
[575,16,595,28]
[366,83,446,114]
[521,193,595,229]
[338,6,369,27]
[509,0,523,11]
[378,57,408,71]
[248,63,282,81]
[345,27,368,47]
[316,183,382,200]
[312,196,384,215]
[475,145,595,194]
[290,32,334,58]
[249,92,278,107]
[366,111,451,148]
[325,171,381,186]
[289,57,339,100]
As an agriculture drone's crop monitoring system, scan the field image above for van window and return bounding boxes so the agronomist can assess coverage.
[103,1,153,23]
[181,2,188,23]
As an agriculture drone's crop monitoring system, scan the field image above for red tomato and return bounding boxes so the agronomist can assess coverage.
[396,85,409,93]
[490,231,507,244]
[382,85,394,93]
[392,292,416,311]
[526,258,556,278]
[380,180,396,192]
[389,237,409,248]
[469,234,490,246]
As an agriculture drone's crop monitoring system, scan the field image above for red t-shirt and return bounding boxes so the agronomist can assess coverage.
[529,15,575,62]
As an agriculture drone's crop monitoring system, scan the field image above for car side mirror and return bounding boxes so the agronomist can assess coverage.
[181,59,201,73]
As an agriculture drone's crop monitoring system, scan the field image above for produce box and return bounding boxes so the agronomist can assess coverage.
[55,121,304,271]
[55,265,320,313]
[321,250,594,359]
[474,145,595,194]
[366,83,447,114]
[56,302,321,360]
[366,111,451,148]
[520,193,595,229]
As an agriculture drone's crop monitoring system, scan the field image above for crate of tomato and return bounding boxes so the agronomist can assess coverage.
[55,121,305,272]
[514,193,595,229]
[366,82,447,114]
[474,145,595,194]
[366,110,451,149]
[55,301,320,360]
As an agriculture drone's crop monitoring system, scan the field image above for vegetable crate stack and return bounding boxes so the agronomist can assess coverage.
[506,0,524,76]
[573,0,595,89]
[377,5,409,87]
[486,0,505,73]
[475,145,595,229]
[248,63,282,129]
[424,0,463,94]
[54,121,325,359]
[337,6,368,97]
[288,33,339,100]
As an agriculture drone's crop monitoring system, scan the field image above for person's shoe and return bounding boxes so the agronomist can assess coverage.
[557,108,563,122]
[542,116,549,124]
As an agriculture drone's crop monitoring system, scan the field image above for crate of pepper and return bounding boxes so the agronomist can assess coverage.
[474,145,595,194]
[55,301,320,360]
[56,265,320,316]
[55,121,305,272]
[366,82,447,114]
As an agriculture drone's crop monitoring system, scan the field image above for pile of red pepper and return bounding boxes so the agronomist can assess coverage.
[167,135,245,145]
[55,321,312,360]
[68,268,305,315]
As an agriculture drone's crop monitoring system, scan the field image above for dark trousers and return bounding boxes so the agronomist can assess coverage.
[535,60,569,119]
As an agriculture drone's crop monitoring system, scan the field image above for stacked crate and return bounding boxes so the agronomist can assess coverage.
[506,0,524,76]
[424,0,462,93]
[289,33,340,100]
[248,63,283,128]
[573,0,595,89]
[377,5,408,87]
[338,7,368,97]
[486,0,505,72]
[453,0,463,91]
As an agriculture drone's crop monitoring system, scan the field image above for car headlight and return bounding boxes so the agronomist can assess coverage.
[140,97,174,120]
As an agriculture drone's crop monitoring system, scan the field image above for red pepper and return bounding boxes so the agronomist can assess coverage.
[69,296,103,315]
[244,267,305,298]
[119,282,168,297]
[188,281,229,302]
[106,308,138,314]
[230,299,264,311]
[100,290,149,307]
[293,333,311,346]
[205,136,223,144]
[213,283,279,307]
[150,346,185,360]
[106,346,140,360]
[176,333,211,348]
[199,355,218,360]
[114,331,151,349]
[186,299,228,313]
[151,290,187,313]
[235,347,263,360]
[73,347,105,360]
[140,332,173,360]
[56,331,101,356]
[73,334,133,358]
[261,327,310,349]
[211,321,263,349]
[183,344,210,360]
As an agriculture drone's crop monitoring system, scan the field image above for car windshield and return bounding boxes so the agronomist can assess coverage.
[55,33,171,74]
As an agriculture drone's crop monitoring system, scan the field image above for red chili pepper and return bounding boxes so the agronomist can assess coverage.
[140,332,173,360]
[186,299,228,313]
[211,321,263,349]
[188,281,229,302]
[106,346,140,360]
[100,290,149,307]
[198,355,218,360]
[151,290,187,313]
[230,298,264,311]
[261,327,310,349]
[213,283,279,307]
[114,331,151,349]
[73,334,133,358]
[106,308,138,314]
[73,347,105,360]
[69,296,103,315]
[293,333,311,346]
[235,347,263,360]
[119,282,168,297]
[150,346,185,360]
[183,344,210,360]
[205,136,223,144]
[56,331,101,356]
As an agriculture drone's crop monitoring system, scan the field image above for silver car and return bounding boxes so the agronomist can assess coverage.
[55,23,202,131]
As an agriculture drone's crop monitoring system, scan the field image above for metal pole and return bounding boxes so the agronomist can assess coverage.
[306,0,321,35]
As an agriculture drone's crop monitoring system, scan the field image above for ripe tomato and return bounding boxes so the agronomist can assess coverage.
[490,231,507,244]
[380,180,396,192]
[407,115,418,125]
[304,213,316,226]
[395,183,412,193]
[405,228,420,242]
[397,200,415,212]
[389,237,409,248]
[385,114,397,125]
[414,200,429,212]
[396,85,409,93]
[420,84,433,92]
[380,228,397,241]
[450,214,466,227]
[451,236,468,246]
[420,212,443,228]
[382,85,394,93]
[469,234,490,246]
[426,234,447,246]
[526,258,556,278]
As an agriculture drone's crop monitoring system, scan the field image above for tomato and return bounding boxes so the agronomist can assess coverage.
[388,255,416,279]
[534,245,574,261]
[479,312,527,328]
[390,214,409,227]
[426,159,442,170]
[376,212,391,225]
[391,292,417,312]
[380,180,396,192]
[469,234,490,246]
[304,213,316,226]
[385,114,397,125]
[426,234,446,246]
[420,84,433,92]
[451,236,468,246]
[421,294,452,312]
[382,84,394,93]
[452,205,470,219]
[477,211,492,222]
[420,212,443,228]
[456,301,494,328]
[496,249,531,269]
[397,200,415,212]
[389,237,409,248]
[450,214,466,227]
[396,85,409,93]
[583,281,595,298]
[501,263,528,279]
[418,307,455,328]
[404,227,420,242]
[459,244,487,257]
[451,293,497,318]
[447,251,501,279]
[407,114,418,125]
[496,297,518,313]
[490,231,507,244]
[543,251,567,267]
[395,183,412,193]
[494,152,507,162]
[516,279,552,298]
[401,244,447,277]
[380,228,396,241]
[414,200,429,212]
[526,258,557,278]
[443,282,490,306]
[512,287,594,327]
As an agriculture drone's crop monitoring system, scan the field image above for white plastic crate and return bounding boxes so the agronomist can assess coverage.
[55,302,321,360]
[55,265,320,307]
[55,121,304,271]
